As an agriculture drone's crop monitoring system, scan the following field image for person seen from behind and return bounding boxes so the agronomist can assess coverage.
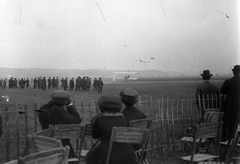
[195,70,220,120]
[120,88,146,151]
[220,65,240,140]
[85,95,136,164]
[37,90,81,159]
[120,88,146,122]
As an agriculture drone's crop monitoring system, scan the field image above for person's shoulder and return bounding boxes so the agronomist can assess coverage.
[223,77,235,84]
[196,82,205,88]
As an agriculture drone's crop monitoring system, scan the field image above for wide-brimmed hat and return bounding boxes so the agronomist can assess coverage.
[98,95,122,113]
[200,70,212,77]
[232,65,240,73]
[50,90,71,105]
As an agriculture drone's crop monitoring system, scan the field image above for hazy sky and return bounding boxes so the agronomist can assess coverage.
[0,0,239,75]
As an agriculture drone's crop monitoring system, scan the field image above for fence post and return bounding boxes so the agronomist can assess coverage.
[171,95,175,152]
[156,99,160,155]
[5,106,10,161]
[138,95,142,108]
[144,95,147,114]
[21,104,30,157]
[160,96,164,153]
[149,96,153,118]
[34,103,37,132]
[16,104,20,158]
[81,102,84,123]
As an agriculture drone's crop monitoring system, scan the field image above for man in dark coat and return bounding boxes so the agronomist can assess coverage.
[93,78,98,92]
[48,77,52,89]
[14,78,18,88]
[25,78,29,88]
[195,70,220,117]
[8,77,13,88]
[97,77,104,94]
[81,76,87,91]
[75,76,80,91]
[19,78,25,89]
[63,77,68,90]
[55,77,59,90]
[37,90,82,158]
[33,77,38,89]
[69,78,74,91]
[220,65,240,139]
[52,77,56,89]
[41,77,47,91]
[86,77,91,91]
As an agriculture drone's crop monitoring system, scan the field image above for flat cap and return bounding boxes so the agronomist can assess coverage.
[50,90,71,105]
[98,95,122,113]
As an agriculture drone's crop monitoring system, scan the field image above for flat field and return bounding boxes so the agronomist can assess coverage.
[0,78,225,164]
[1,78,224,105]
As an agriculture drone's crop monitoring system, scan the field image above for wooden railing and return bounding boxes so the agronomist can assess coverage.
[0,94,223,163]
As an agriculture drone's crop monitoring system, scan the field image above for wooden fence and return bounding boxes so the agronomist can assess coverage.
[0,94,223,163]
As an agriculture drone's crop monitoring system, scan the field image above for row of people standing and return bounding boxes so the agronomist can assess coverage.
[0,78,7,89]
[34,76,60,90]
[70,76,92,91]
[0,77,30,89]
[70,76,104,93]
[195,65,240,141]
[33,76,104,93]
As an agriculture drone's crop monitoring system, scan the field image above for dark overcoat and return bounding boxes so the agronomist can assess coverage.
[122,106,146,150]
[85,113,136,164]
[220,76,240,128]
[38,102,81,158]
[122,106,146,122]
[195,81,220,112]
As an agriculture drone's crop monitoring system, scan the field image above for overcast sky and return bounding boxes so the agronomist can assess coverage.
[0,0,239,75]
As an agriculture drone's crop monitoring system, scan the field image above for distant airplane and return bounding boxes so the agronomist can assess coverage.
[226,14,230,18]
[150,57,155,60]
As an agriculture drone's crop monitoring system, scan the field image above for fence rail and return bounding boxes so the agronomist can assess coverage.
[0,94,223,162]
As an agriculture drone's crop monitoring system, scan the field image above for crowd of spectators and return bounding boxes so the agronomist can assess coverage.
[0,76,104,93]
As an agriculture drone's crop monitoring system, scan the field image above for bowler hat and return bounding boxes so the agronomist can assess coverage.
[98,95,122,113]
[232,65,240,73]
[200,70,212,77]
[50,90,71,105]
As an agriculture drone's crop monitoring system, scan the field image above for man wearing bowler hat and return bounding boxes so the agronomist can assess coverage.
[220,65,240,139]
[195,70,220,118]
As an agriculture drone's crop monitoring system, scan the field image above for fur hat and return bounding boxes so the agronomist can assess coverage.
[232,65,240,74]
[98,95,122,113]
[50,90,71,105]
[201,70,212,77]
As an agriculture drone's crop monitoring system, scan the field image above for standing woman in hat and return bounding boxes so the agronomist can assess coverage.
[220,65,240,139]
[37,90,82,158]
[195,70,220,119]
[85,95,136,164]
